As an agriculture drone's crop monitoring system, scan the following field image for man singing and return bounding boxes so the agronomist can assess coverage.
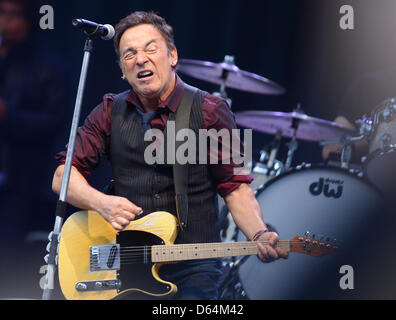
[53,11,288,300]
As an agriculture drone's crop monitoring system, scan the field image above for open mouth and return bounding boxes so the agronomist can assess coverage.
[137,70,154,79]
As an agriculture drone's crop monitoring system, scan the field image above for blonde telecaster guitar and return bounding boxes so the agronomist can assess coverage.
[58,210,339,300]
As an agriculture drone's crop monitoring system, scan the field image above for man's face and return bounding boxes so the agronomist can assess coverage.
[0,1,30,46]
[118,23,178,101]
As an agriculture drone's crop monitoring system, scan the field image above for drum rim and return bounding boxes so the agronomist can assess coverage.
[255,163,383,198]
[363,146,396,188]
[370,97,396,116]
[364,145,396,166]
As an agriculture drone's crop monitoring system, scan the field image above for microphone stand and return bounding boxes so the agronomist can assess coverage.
[41,37,94,300]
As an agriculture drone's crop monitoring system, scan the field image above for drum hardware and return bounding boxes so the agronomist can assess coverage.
[355,115,373,137]
[320,134,366,169]
[211,55,235,107]
[219,256,249,300]
[253,130,284,179]
[267,130,282,169]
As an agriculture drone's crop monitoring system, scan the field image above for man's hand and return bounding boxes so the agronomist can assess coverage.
[52,165,144,232]
[256,231,289,262]
[97,195,143,231]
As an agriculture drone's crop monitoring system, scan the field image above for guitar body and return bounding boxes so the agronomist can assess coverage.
[58,210,179,300]
[58,210,334,300]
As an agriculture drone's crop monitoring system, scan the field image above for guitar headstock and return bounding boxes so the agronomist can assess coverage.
[290,232,340,257]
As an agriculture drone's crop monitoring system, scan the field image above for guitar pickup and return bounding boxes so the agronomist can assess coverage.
[89,244,120,272]
[75,280,122,292]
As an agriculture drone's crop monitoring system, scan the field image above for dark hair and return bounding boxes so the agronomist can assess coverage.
[114,11,175,60]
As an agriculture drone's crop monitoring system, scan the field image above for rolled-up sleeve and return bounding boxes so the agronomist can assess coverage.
[55,94,113,179]
[202,95,253,197]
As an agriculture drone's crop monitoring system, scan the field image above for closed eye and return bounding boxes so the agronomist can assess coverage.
[122,49,136,61]
[145,42,158,54]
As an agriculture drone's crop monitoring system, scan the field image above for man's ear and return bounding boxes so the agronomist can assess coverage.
[119,61,127,80]
[170,47,178,68]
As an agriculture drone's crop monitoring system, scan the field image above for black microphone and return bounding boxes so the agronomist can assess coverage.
[72,19,115,40]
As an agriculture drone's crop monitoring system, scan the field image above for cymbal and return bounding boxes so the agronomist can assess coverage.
[177,58,286,95]
[235,110,356,142]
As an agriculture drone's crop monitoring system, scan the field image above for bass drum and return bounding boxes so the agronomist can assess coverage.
[237,165,384,299]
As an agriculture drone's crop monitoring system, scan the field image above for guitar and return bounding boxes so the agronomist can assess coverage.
[58,210,339,300]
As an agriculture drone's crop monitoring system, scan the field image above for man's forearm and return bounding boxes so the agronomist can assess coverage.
[224,183,267,241]
[52,165,105,211]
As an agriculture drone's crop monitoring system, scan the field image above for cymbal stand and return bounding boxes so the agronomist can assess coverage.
[284,106,303,171]
[267,130,282,169]
[212,55,234,107]
[219,255,249,300]
[284,130,298,171]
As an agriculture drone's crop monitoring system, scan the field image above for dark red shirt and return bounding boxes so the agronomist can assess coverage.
[56,76,253,197]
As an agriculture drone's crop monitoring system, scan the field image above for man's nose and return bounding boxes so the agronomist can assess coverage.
[136,50,148,65]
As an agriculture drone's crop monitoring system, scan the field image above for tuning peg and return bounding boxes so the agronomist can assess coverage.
[304,231,311,237]
[43,253,58,265]
[46,242,51,253]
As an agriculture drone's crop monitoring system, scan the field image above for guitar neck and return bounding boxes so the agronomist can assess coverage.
[151,240,290,263]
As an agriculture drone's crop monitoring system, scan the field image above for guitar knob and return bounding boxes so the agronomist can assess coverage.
[76,283,87,291]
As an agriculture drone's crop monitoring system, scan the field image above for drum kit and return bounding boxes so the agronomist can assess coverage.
[177,56,391,299]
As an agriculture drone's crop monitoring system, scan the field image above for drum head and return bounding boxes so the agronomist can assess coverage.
[237,166,384,299]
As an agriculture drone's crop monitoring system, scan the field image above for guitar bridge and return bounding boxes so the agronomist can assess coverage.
[75,280,122,292]
[89,244,120,272]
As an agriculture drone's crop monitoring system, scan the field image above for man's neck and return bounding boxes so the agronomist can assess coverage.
[138,73,177,113]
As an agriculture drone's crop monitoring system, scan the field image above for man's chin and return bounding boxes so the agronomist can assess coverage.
[133,84,161,98]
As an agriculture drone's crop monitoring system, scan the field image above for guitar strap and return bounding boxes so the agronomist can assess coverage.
[171,83,198,231]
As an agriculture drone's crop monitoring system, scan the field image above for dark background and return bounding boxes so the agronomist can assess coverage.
[2,0,396,300]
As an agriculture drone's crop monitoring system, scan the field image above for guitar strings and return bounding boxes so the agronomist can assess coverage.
[88,240,334,264]
[89,240,332,257]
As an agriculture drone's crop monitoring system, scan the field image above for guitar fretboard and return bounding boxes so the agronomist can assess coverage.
[151,240,290,262]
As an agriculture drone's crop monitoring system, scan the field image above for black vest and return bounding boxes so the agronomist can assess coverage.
[110,87,220,244]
